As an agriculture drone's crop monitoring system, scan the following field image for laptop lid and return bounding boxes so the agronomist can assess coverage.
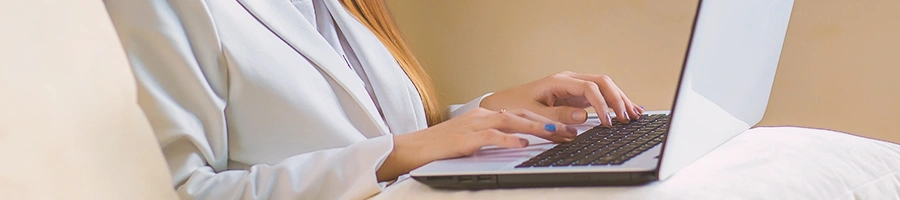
[657,0,794,180]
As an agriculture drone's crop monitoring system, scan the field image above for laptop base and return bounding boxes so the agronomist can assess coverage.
[412,171,658,189]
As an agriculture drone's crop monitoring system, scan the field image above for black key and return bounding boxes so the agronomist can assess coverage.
[592,132,612,137]
[635,147,652,152]
[620,141,641,150]
[637,127,656,132]
[595,148,615,155]
[578,152,607,164]
[560,149,581,155]
[624,143,642,149]
[594,156,617,164]
[597,140,613,146]
[608,142,626,149]
[571,148,594,158]
[607,151,626,160]
[586,134,608,141]
[624,151,640,158]
[553,156,582,166]
[556,149,594,165]
[591,161,610,165]
[624,134,642,140]
[571,157,595,166]
[544,153,566,161]
[585,143,604,151]
[635,138,653,144]
[534,159,556,167]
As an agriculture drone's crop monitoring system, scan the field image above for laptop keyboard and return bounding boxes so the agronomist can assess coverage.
[515,114,669,168]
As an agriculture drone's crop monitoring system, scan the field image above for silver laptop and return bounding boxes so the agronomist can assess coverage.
[410,0,795,189]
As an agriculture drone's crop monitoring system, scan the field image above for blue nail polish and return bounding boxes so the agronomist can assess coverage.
[544,124,557,132]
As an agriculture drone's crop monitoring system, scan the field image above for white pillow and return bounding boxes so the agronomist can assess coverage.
[373,127,900,199]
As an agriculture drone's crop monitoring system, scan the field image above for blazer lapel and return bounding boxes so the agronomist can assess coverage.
[322,0,428,134]
[235,0,390,136]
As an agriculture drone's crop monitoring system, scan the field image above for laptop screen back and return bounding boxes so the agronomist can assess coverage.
[658,0,795,180]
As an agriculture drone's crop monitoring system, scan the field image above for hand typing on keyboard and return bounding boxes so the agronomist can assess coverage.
[379,108,578,181]
[479,71,645,126]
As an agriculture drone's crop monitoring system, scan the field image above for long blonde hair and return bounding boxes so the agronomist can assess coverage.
[338,0,444,126]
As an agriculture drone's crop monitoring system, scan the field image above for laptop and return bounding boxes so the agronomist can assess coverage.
[410,0,795,189]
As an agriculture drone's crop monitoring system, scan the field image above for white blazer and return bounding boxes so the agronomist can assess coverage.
[105,0,485,199]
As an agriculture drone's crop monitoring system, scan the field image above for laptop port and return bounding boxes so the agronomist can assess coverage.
[457,176,474,183]
[476,175,493,183]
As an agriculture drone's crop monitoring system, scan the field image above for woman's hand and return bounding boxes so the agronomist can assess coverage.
[480,71,645,127]
[376,108,576,181]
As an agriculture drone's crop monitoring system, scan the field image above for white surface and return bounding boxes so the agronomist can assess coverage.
[372,127,900,199]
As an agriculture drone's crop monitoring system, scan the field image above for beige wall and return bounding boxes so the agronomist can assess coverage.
[0,0,176,199]
[388,0,900,143]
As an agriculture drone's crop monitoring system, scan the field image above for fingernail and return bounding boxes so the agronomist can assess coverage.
[625,113,631,121]
[571,110,587,122]
[639,105,645,109]
[566,126,578,134]
[564,138,573,142]
[544,124,557,132]
[519,138,529,146]
[605,114,613,127]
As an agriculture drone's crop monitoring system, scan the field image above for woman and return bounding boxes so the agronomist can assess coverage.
[105,0,644,199]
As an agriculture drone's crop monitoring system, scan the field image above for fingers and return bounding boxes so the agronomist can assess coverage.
[547,74,614,127]
[619,90,641,120]
[477,109,575,143]
[505,109,579,141]
[476,129,529,148]
[566,73,632,123]
[535,106,588,125]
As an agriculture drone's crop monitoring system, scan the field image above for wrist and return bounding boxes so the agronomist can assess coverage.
[391,134,431,166]
[377,133,435,181]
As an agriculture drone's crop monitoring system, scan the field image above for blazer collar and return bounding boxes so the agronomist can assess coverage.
[235,0,390,137]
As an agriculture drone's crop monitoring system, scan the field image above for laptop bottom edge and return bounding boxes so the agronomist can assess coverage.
[411,171,658,189]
